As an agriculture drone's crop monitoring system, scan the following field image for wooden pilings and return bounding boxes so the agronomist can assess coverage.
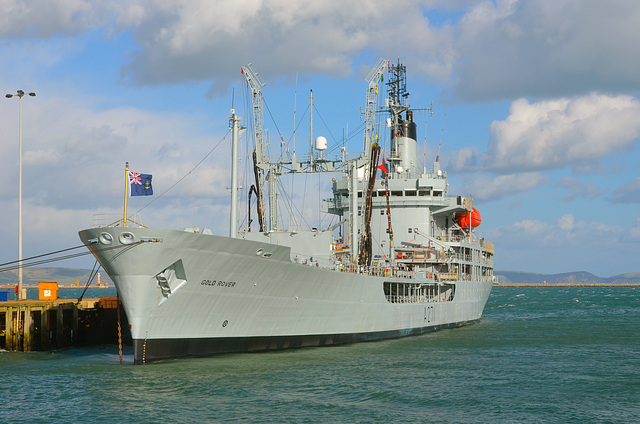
[0,297,130,352]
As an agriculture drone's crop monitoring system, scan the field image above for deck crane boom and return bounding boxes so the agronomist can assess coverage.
[357,58,388,267]
[362,58,389,158]
[241,63,268,231]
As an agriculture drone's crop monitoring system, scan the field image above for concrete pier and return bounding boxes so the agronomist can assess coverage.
[0,297,130,352]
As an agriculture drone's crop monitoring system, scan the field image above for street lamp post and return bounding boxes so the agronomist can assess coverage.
[6,90,36,300]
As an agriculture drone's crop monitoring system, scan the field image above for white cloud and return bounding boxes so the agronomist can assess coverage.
[511,219,551,236]
[487,213,639,274]
[461,172,548,201]
[555,177,603,201]
[0,93,233,220]
[116,0,451,93]
[448,147,478,171]
[610,176,640,203]
[453,0,640,100]
[631,218,640,241]
[0,0,100,37]
[23,149,64,166]
[484,94,640,173]
[557,214,574,231]
[2,0,640,101]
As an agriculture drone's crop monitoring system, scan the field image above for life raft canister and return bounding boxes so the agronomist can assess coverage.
[455,208,481,229]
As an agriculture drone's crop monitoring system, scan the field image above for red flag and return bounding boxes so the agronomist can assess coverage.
[377,158,388,175]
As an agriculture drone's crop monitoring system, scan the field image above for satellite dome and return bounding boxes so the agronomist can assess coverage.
[315,136,327,151]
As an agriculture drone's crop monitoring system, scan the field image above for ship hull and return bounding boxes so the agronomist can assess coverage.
[79,227,493,364]
[133,320,478,363]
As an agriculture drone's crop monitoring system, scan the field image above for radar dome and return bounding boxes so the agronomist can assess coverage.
[315,136,327,151]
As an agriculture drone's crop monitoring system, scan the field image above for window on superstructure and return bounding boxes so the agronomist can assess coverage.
[405,190,417,196]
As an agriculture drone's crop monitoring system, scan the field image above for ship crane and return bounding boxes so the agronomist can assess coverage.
[362,58,388,160]
[241,64,270,231]
[355,58,388,267]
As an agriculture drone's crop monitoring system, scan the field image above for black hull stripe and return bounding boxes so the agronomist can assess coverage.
[133,319,480,364]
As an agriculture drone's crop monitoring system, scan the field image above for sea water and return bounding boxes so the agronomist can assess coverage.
[1,286,639,423]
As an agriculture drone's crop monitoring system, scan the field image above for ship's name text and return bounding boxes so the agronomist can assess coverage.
[201,279,236,288]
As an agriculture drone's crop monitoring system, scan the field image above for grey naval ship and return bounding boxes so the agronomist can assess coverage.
[79,60,495,364]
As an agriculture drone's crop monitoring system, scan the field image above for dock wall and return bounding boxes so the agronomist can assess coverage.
[0,297,131,352]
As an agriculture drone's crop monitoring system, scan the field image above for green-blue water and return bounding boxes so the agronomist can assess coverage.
[1,286,639,423]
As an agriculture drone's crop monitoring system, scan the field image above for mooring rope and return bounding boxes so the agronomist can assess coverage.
[76,260,102,304]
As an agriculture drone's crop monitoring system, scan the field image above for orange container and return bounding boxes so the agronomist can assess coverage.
[39,282,59,300]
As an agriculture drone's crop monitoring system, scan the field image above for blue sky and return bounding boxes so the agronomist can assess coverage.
[1,0,640,277]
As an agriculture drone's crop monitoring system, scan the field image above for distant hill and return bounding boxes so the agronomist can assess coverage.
[0,267,112,287]
[495,271,640,285]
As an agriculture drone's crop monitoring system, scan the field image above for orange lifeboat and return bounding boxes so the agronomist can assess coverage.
[455,208,481,229]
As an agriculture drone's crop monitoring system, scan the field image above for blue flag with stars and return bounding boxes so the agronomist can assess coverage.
[129,171,153,196]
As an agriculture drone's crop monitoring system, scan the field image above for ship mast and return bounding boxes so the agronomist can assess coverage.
[229,108,245,238]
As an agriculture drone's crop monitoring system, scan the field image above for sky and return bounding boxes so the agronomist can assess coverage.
[1,0,640,277]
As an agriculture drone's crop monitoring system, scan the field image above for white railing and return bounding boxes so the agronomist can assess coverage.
[91,213,144,228]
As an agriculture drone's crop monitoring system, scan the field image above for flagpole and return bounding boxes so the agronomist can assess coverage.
[123,162,129,227]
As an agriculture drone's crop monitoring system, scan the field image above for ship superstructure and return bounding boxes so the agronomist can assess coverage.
[79,60,494,364]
